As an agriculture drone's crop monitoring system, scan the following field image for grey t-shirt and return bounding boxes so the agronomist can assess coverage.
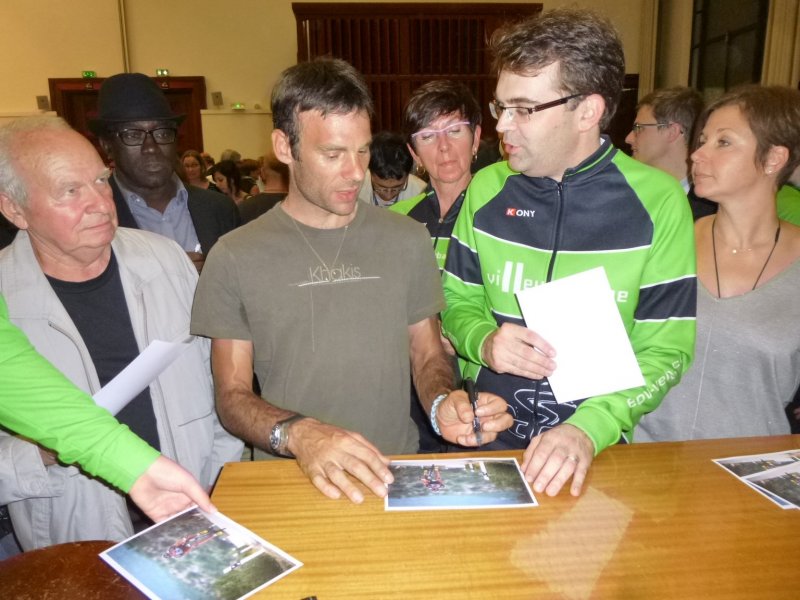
[191,203,444,456]
[636,258,800,442]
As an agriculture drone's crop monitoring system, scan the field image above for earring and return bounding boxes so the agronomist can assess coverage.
[415,162,426,177]
[472,150,478,163]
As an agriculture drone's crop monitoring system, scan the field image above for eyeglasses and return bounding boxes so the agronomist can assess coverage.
[372,179,408,196]
[630,122,669,134]
[411,121,472,146]
[115,127,178,147]
[489,94,584,122]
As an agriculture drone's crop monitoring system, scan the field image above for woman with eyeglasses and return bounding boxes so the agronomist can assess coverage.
[637,85,800,442]
[391,81,482,271]
[390,81,482,453]
[181,150,221,193]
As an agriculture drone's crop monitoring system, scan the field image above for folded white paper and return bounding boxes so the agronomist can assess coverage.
[516,267,644,403]
[93,337,193,415]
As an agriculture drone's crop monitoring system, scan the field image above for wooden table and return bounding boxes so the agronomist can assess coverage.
[212,435,800,599]
[0,540,144,599]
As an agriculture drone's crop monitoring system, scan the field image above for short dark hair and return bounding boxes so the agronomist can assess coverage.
[259,152,289,189]
[490,8,625,130]
[271,58,374,159]
[638,87,704,143]
[699,85,800,188]
[211,160,243,194]
[402,80,481,147]
[238,158,260,178]
[368,131,413,180]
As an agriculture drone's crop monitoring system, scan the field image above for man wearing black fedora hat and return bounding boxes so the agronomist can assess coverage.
[90,73,239,272]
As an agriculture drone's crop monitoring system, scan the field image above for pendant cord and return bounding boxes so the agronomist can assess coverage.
[712,218,721,298]
[289,215,348,272]
[712,217,781,298]
[287,213,349,353]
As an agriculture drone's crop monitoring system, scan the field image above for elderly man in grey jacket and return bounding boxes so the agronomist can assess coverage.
[0,117,242,550]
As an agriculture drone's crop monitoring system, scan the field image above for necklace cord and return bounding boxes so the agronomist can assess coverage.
[289,215,348,272]
[711,217,781,298]
[288,214,349,353]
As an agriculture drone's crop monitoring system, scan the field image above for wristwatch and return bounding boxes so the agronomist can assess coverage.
[268,414,306,458]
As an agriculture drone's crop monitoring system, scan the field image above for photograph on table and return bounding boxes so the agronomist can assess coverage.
[714,449,800,478]
[713,449,800,509]
[385,458,537,511]
[101,507,302,600]
[744,461,800,509]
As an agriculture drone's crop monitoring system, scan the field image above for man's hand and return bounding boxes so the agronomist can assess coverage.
[481,323,556,379]
[521,424,594,497]
[39,447,57,466]
[186,251,205,273]
[440,332,457,357]
[288,418,393,504]
[129,456,215,522]
[435,390,512,446]
[211,339,391,505]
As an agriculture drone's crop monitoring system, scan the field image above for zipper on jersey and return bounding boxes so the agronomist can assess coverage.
[535,180,565,433]
[545,181,565,283]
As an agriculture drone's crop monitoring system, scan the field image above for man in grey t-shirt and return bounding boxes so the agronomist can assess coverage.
[191,59,511,504]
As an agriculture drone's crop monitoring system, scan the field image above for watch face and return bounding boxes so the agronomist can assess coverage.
[269,425,282,453]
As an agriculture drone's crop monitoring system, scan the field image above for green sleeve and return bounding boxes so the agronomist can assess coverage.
[0,295,158,492]
[389,193,424,216]
[441,172,502,373]
[777,185,800,227]
[568,174,697,452]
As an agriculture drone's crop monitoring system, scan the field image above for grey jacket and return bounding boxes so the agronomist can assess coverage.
[0,228,243,550]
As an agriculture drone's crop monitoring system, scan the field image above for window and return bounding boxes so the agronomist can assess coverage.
[689,0,769,99]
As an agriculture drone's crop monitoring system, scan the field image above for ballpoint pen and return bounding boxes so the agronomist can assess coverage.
[464,377,482,446]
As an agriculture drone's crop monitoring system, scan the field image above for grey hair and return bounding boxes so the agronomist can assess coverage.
[0,116,72,206]
[220,149,241,162]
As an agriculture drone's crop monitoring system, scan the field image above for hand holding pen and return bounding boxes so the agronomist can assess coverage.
[431,380,513,447]
[464,378,482,446]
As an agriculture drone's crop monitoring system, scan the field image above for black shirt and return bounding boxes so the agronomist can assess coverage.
[47,252,160,451]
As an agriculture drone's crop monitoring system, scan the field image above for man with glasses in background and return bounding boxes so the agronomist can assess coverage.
[442,8,697,497]
[357,131,425,207]
[91,73,239,272]
[625,86,716,220]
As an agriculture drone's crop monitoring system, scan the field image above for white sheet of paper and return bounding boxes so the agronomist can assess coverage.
[93,337,193,415]
[515,267,644,404]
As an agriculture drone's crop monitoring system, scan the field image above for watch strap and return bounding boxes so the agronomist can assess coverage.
[270,413,306,458]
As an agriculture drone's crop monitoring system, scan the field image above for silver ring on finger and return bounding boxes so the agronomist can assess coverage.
[566,454,579,463]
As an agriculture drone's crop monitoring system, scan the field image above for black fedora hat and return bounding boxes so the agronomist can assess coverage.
[89,73,185,135]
